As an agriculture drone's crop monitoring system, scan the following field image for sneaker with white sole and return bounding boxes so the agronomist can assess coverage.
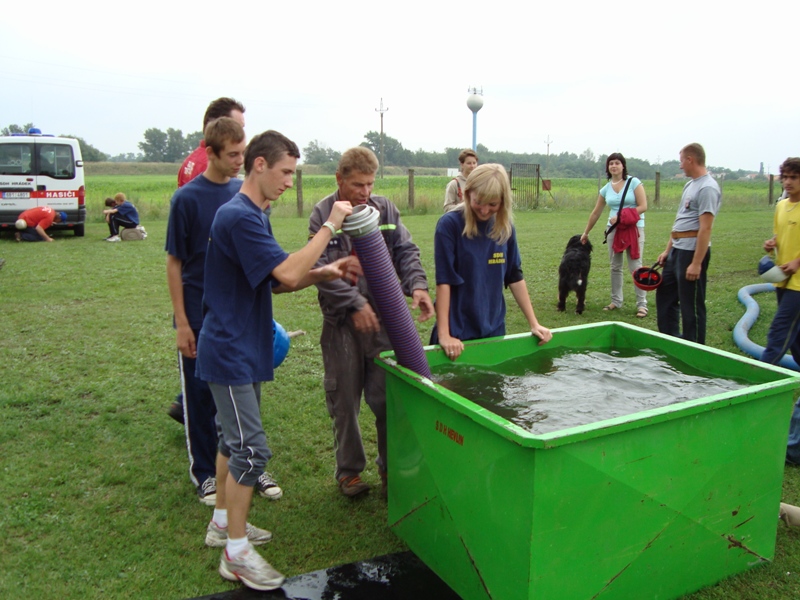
[105,235,121,242]
[219,544,285,591]
[205,520,273,547]
[255,472,283,500]
[197,477,216,506]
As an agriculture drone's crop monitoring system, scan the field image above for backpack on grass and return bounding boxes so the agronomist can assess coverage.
[120,228,145,241]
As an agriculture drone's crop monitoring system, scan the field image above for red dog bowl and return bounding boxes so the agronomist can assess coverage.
[632,264,662,291]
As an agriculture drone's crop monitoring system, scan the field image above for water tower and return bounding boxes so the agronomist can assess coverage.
[466,86,483,151]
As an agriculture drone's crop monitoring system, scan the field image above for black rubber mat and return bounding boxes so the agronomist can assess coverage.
[191,551,460,599]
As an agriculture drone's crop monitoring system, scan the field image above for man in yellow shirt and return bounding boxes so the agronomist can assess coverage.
[761,157,800,366]
[762,158,800,465]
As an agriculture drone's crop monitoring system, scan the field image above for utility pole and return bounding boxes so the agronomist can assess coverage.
[375,98,388,179]
[544,135,553,157]
[544,134,553,172]
[655,156,661,207]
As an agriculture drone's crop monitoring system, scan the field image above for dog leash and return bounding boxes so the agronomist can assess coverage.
[603,177,634,244]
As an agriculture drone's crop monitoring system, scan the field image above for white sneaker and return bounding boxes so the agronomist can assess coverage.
[219,544,285,591]
[205,520,273,547]
[105,235,121,242]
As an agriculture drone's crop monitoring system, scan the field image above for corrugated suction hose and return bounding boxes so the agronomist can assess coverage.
[341,205,432,378]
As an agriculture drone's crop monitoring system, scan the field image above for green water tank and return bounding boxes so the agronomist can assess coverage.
[377,322,800,600]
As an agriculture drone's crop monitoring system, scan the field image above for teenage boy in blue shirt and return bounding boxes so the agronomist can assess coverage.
[196,130,358,591]
[165,117,246,506]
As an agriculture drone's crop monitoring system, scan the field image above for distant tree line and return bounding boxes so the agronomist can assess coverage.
[1,123,763,179]
[342,131,758,180]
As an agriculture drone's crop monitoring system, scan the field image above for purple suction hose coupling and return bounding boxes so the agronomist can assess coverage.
[341,205,432,379]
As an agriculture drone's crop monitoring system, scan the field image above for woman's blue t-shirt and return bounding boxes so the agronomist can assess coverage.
[599,176,644,228]
[434,209,524,342]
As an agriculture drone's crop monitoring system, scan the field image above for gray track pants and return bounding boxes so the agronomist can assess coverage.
[209,382,272,487]
[321,318,389,481]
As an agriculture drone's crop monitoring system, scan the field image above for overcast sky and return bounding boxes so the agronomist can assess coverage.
[2,0,796,172]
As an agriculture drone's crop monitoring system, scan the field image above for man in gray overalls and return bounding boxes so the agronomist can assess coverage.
[309,147,434,497]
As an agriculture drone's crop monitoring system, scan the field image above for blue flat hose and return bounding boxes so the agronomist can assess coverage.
[733,283,798,370]
[342,205,432,378]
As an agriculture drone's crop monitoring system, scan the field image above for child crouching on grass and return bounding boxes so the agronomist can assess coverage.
[103,192,146,242]
[195,130,359,592]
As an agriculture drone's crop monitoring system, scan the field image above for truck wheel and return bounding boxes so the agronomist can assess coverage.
[75,224,85,237]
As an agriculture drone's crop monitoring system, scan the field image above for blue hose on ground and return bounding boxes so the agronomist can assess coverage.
[733,283,799,370]
[342,206,432,379]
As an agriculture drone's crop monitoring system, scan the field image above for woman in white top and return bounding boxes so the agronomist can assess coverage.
[581,153,648,317]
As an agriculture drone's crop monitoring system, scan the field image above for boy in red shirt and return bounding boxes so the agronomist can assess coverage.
[15,206,66,242]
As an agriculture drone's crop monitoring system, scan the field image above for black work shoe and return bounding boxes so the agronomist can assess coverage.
[167,400,184,424]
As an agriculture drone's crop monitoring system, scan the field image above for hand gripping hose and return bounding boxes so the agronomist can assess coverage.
[341,205,432,378]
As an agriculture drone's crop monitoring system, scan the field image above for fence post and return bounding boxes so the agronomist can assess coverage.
[408,169,415,211]
[536,164,541,204]
[655,172,661,206]
[296,168,303,217]
[769,174,775,205]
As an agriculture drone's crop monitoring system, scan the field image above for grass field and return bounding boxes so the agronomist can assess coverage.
[82,171,780,223]
[1,205,799,599]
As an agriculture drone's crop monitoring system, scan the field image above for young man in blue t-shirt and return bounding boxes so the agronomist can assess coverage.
[196,130,358,591]
[165,117,246,506]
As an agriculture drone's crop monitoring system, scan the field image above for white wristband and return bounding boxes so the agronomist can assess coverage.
[322,221,337,236]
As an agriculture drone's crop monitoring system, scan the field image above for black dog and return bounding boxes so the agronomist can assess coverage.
[557,235,592,314]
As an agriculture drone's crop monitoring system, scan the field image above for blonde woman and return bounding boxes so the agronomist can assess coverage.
[432,163,552,360]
